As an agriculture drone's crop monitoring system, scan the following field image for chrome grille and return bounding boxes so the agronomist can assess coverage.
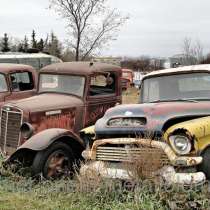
[96,146,169,165]
[0,107,22,153]
[96,145,170,179]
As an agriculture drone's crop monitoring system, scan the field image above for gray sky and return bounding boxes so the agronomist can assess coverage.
[0,0,210,57]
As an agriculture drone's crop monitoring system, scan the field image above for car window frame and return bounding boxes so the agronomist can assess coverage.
[88,72,117,99]
[38,72,87,99]
[0,73,9,93]
[10,71,35,92]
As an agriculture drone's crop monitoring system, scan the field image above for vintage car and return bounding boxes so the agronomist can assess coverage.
[121,69,134,90]
[0,64,37,103]
[81,64,210,186]
[2,62,122,179]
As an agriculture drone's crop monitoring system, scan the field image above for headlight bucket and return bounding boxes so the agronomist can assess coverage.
[20,123,34,140]
[169,135,192,155]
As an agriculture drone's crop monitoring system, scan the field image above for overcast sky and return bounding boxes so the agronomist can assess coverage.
[1,0,210,57]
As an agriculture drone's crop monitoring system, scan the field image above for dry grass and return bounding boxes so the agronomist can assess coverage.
[122,87,139,104]
[1,87,210,209]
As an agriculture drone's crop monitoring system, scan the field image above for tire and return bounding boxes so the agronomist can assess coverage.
[32,142,75,179]
[198,147,210,180]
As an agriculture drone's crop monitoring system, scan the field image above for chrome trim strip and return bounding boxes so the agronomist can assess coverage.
[0,105,23,153]
[3,110,8,153]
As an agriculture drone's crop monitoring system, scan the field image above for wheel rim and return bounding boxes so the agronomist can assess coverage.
[45,150,71,179]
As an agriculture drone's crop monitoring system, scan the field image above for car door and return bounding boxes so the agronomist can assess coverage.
[84,72,119,127]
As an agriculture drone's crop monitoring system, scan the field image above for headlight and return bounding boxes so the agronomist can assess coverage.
[169,135,192,155]
[107,117,146,127]
[20,123,34,139]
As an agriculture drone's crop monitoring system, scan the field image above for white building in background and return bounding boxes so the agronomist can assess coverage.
[92,57,122,66]
[164,54,197,68]
[0,52,62,70]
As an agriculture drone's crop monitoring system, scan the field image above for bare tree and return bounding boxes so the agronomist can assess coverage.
[49,0,128,61]
[192,39,204,63]
[182,37,204,65]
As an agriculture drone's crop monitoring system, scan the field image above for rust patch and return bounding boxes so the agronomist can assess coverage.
[36,110,76,132]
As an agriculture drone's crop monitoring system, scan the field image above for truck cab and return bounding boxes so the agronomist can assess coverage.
[0,64,37,103]
[3,62,122,178]
[81,64,210,186]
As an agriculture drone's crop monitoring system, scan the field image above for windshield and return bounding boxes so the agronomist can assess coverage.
[142,73,210,103]
[0,74,8,92]
[39,74,85,97]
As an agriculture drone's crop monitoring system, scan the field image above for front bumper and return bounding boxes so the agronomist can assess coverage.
[81,138,206,186]
[80,161,206,186]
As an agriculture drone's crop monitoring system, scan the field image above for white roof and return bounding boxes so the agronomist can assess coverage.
[145,64,210,78]
[0,52,60,59]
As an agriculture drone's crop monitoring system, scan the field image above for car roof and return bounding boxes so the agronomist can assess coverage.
[40,62,121,75]
[144,64,210,79]
[0,63,36,74]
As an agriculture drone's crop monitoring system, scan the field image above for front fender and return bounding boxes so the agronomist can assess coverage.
[8,128,85,163]
[80,126,95,135]
[164,116,210,152]
[19,128,85,151]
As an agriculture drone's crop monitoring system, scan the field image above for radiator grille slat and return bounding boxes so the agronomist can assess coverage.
[0,108,22,153]
[96,146,170,165]
[96,145,170,179]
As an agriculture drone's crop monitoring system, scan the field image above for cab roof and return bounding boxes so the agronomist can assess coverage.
[0,63,36,74]
[40,62,121,75]
[144,64,210,79]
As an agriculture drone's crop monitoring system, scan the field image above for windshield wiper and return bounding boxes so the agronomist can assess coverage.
[150,98,199,103]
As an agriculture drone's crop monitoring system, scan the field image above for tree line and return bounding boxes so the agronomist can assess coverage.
[0,0,128,62]
[0,30,63,58]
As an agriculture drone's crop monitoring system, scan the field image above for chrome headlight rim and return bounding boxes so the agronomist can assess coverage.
[169,134,192,155]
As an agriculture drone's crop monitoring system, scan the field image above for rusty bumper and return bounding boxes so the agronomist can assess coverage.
[81,138,206,186]
[80,161,205,186]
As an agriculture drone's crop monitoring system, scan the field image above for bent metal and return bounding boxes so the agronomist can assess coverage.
[0,62,122,179]
[81,64,210,186]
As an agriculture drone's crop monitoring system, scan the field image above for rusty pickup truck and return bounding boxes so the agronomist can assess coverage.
[81,64,210,186]
[0,64,37,103]
[2,62,122,179]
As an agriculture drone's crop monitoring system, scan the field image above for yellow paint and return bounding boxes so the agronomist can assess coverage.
[164,116,210,152]
[81,126,95,135]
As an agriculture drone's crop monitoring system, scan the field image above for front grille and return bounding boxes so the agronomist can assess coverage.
[0,107,22,153]
[96,145,170,179]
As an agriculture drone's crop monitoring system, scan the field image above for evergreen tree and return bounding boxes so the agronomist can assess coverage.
[44,32,62,58]
[23,36,29,52]
[1,33,10,52]
[37,38,44,52]
[31,30,37,49]
[18,43,24,52]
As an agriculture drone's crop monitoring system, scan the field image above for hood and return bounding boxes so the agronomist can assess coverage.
[95,101,210,135]
[6,93,83,112]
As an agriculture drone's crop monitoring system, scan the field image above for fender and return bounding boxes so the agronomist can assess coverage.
[164,116,210,153]
[8,128,85,163]
[80,126,95,135]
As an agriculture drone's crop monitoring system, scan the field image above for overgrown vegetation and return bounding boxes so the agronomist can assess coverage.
[0,90,209,210]
[0,161,210,210]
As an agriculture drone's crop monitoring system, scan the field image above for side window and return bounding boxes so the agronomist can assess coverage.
[0,74,8,92]
[10,72,34,92]
[89,73,116,96]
